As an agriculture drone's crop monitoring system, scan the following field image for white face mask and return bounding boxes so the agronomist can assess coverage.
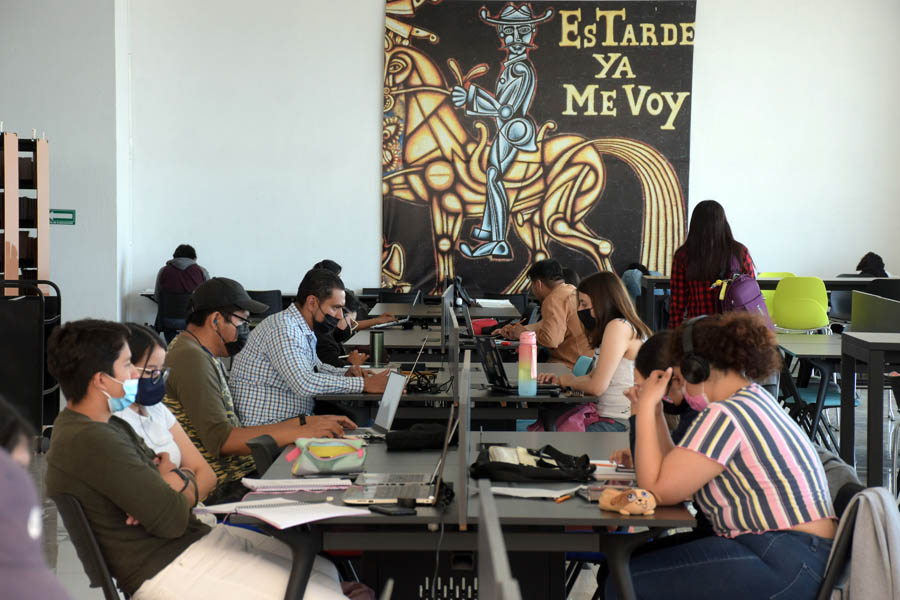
[681,385,709,412]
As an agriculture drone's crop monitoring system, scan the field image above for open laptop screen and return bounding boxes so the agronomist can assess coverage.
[373,372,405,432]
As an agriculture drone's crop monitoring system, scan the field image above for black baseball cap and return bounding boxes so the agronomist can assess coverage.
[190,277,269,314]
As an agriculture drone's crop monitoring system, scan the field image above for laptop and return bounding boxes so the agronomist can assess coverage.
[343,404,457,505]
[369,290,422,329]
[474,336,561,396]
[344,372,405,439]
[460,303,475,339]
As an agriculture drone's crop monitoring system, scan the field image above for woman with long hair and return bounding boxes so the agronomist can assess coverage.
[668,200,755,327]
[538,271,651,431]
[610,312,835,599]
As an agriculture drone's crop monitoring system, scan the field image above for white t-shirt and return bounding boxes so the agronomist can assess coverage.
[113,403,182,466]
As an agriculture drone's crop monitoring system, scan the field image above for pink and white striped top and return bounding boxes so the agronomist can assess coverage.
[679,383,835,538]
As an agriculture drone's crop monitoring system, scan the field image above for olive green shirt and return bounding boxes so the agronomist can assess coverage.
[45,409,209,595]
[163,334,256,497]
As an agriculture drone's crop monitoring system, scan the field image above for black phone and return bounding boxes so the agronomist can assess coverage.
[368,504,417,516]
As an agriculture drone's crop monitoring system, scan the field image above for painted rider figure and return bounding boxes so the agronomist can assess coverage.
[452,3,553,259]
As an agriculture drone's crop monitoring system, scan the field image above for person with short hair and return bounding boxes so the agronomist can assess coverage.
[231,269,390,427]
[163,277,354,503]
[561,267,580,287]
[313,259,342,275]
[856,251,889,277]
[611,312,835,600]
[496,259,591,368]
[45,319,363,599]
[153,244,211,339]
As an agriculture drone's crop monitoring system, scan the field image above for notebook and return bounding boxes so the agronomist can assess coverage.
[369,290,422,329]
[196,497,368,529]
[241,477,352,492]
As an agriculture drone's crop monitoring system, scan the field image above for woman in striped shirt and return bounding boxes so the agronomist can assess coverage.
[612,312,836,600]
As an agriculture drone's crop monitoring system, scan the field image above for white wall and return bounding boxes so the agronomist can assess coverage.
[0,0,121,321]
[4,0,899,324]
[690,0,900,275]
[124,0,385,324]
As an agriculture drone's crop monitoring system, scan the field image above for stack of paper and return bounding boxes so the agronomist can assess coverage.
[241,477,352,492]
[475,298,511,308]
[590,460,636,481]
[195,497,369,529]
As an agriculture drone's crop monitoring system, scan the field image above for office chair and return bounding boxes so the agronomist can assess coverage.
[247,290,283,317]
[246,434,281,474]
[51,494,125,600]
[155,290,192,343]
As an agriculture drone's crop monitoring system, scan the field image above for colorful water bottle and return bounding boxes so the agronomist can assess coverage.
[518,331,537,396]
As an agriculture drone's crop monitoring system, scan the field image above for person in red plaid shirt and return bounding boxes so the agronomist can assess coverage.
[669,200,756,327]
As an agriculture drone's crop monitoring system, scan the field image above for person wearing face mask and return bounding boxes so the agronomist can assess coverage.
[164,278,356,504]
[537,271,651,431]
[230,269,390,428]
[45,319,372,599]
[496,259,591,368]
[112,324,216,503]
[609,312,836,600]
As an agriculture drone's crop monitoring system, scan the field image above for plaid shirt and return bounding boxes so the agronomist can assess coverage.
[230,303,363,425]
[668,245,756,327]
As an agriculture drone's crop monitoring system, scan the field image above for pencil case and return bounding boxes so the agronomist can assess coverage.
[288,438,367,476]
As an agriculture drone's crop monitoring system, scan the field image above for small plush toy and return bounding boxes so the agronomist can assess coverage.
[596,487,657,515]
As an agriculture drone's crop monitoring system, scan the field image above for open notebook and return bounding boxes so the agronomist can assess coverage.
[196,497,368,529]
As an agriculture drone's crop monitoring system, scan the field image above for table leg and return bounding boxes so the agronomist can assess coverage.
[839,354,856,465]
[263,526,321,600]
[602,528,660,600]
[867,351,885,487]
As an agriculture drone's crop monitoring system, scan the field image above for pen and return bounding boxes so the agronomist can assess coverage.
[555,494,572,503]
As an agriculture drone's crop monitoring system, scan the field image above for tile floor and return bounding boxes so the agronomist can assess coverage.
[29,388,897,600]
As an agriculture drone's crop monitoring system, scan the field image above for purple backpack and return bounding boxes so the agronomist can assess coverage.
[711,256,774,330]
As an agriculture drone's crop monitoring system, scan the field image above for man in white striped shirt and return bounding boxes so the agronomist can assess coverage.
[231,269,389,426]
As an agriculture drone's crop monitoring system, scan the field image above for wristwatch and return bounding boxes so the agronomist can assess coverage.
[299,415,307,426]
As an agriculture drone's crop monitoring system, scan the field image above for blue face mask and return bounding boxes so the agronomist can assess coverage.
[103,375,139,412]
[136,377,166,406]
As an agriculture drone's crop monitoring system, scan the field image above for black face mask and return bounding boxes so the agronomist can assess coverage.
[578,308,597,333]
[224,322,250,357]
[136,377,166,406]
[315,301,341,334]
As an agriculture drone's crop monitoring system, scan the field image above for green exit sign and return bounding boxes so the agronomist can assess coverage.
[49,209,75,225]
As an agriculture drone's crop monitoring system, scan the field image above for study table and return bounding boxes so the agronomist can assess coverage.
[639,276,885,331]
[344,327,443,351]
[839,332,900,486]
[251,431,694,600]
[369,300,521,320]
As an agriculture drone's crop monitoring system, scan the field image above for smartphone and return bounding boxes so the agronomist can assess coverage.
[368,504,417,516]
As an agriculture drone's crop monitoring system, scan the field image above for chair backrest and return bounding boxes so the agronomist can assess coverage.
[246,434,281,474]
[758,271,796,279]
[50,494,122,600]
[774,276,828,311]
[816,492,860,600]
[157,290,192,328]
[773,297,829,331]
[247,290,283,317]
[869,279,900,302]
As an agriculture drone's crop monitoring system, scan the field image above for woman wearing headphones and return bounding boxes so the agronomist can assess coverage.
[612,312,835,600]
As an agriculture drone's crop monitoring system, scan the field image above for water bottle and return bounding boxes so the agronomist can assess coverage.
[518,330,537,396]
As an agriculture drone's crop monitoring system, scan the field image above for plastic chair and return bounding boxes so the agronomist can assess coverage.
[757,271,795,321]
[155,290,192,343]
[247,290,283,317]
[51,494,125,600]
[773,277,829,332]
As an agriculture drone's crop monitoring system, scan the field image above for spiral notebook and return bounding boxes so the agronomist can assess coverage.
[241,477,352,492]
[196,497,368,529]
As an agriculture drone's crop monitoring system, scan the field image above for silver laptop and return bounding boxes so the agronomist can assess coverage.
[344,405,457,505]
[344,372,406,439]
[369,290,422,329]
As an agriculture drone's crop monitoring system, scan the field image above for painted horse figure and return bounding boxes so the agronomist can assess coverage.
[382,30,685,293]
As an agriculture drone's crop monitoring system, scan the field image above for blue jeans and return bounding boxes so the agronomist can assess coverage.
[586,417,628,432]
[606,530,832,600]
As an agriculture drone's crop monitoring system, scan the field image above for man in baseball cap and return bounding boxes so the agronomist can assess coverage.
[163,277,355,503]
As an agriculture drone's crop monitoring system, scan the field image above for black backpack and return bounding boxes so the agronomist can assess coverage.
[469,444,596,483]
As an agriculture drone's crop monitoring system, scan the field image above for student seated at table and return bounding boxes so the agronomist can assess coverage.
[496,259,591,368]
[163,277,355,503]
[538,272,650,431]
[668,200,756,327]
[612,312,835,600]
[45,319,368,600]
[856,251,890,277]
[230,268,389,428]
[112,323,217,503]
[154,244,210,339]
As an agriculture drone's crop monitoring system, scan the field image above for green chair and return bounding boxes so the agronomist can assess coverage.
[773,277,829,332]
[758,271,795,322]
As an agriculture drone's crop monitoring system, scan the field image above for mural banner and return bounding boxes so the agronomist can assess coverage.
[382,0,695,293]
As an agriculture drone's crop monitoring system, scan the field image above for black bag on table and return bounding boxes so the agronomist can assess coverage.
[469,444,596,483]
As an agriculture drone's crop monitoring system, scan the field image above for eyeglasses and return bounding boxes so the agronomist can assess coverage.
[137,366,170,384]
[228,313,251,327]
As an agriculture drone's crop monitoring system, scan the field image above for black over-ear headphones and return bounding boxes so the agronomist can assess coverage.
[680,316,709,384]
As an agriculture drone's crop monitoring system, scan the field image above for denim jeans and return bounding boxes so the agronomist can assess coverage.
[586,417,628,432]
[605,530,833,600]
